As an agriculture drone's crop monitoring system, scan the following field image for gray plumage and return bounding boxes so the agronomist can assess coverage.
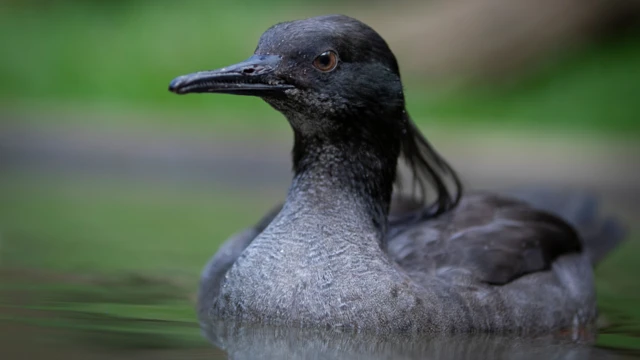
[169,15,626,335]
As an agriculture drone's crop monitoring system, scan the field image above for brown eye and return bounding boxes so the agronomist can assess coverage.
[313,51,338,72]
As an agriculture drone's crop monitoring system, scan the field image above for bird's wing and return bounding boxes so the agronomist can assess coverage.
[387,193,583,285]
[504,188,627,265]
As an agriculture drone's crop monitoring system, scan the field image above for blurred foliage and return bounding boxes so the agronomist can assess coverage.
[1,0,639,354]
[409,35,640,135]
[1,1,639,135]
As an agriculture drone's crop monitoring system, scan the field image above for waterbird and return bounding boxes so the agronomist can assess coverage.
[169,15,626,335]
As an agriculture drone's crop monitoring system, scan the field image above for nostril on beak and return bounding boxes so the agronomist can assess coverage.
[242,67,256,74]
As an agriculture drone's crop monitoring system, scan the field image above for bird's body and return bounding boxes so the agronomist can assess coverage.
[169,15,625,335]
[201,193,599,335]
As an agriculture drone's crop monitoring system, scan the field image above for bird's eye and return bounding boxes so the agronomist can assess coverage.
[312,51,338,72]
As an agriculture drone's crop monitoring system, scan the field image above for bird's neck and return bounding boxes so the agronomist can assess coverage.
[282,129,400,242]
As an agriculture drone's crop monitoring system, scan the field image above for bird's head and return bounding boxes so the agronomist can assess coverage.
[169,15,405,138]
[169,15,461,217]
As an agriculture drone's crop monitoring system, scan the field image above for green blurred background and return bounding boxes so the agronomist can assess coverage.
[1,0,639,357]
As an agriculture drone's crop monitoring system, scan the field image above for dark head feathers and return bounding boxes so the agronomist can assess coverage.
[266,15,463,220]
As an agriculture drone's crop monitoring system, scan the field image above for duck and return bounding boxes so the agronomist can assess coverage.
[168,15,625,335]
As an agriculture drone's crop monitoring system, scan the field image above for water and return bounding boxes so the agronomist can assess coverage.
[203,321,638,360]
[1,124,638,359]
[1,268,638,359]
[2,311,637,359]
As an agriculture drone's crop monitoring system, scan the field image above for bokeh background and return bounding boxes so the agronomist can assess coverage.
[1,0,639,358]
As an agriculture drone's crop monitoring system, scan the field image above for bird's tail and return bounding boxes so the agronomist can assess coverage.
[506,188,627,266]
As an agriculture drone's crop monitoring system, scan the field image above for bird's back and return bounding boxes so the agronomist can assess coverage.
[388,190,625,285]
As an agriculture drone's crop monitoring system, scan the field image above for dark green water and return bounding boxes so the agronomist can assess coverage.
[2,246,639,360]
[1,125,638,359]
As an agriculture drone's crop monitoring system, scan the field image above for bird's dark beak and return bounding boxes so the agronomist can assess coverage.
[168,55,293,96]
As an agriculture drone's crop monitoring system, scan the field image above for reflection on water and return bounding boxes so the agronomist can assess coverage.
[201,320,635,360]
[1,268,639,359]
